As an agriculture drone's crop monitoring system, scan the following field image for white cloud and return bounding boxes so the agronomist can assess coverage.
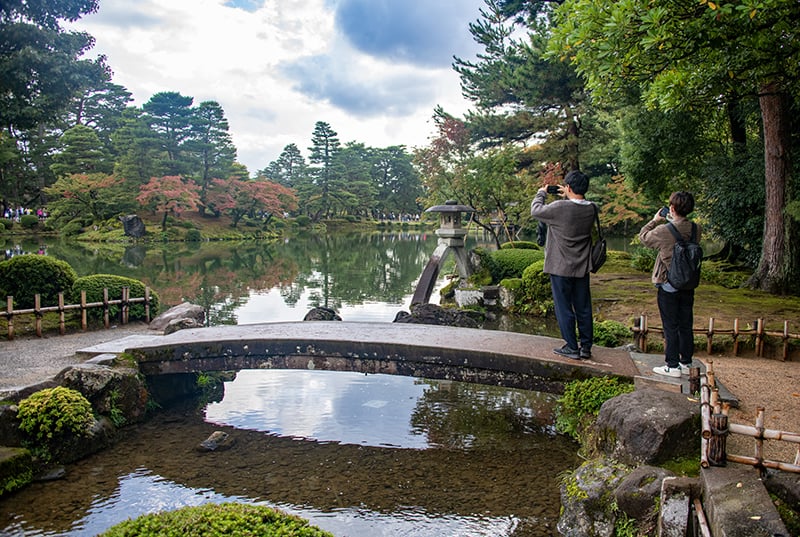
[69,0,483,173]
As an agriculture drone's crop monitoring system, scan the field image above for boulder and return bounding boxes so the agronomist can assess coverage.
[614,465,674,529]
[197,431,235,452]
[557,457,629,537]
[591,388,701,465]
[55,363,149,425]
[164,317,204,335]
[393,303,482,328]
[119,214,146,238]
[150,302,205,332]
[303,307,342,321]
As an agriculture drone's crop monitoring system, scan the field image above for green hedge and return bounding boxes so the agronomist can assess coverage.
[71,274,159,321]
[499,240,540,250]
[0,254,78,308]
[483,248,544,283]
[98,502,334,537]
[20,214,39,229]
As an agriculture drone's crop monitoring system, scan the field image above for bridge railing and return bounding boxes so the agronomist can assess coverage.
[633,315,799,360]
[2,287,153,340]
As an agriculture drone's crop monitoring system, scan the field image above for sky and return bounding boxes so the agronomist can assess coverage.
[69,0,486,174]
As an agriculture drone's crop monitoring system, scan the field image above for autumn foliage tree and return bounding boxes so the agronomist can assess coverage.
[44,173,130,224]
[137,175,201,231]
[206,177,297,228]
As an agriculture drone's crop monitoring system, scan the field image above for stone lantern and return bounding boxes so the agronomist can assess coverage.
[410,200,475,304]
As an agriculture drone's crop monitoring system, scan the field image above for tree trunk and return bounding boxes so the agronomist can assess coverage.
[747,83,796,294]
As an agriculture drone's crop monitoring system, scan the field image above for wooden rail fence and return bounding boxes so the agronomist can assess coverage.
[699,361,800,474]
[2,287,152,340]
[633,315,798,360]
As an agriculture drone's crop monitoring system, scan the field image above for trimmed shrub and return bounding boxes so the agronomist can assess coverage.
[17,387,93,443]
[500,240,540,250]
[504,260,552,315]
[61,221,84,236]
[555,376,635,442]
[185,228,202,241]
[0,218,13,230]
[593,320,632,348]
[295,215,311,227]
[630,247,657,273]
[19,214,39,229]
[0,254,78,308]
[0,222,5,232]
[98,502,334,537]
[486,248,544,282]
[71,274,160,321]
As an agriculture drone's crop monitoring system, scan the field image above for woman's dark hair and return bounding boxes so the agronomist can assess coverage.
[669,191,695,216]
[564,170,589,195]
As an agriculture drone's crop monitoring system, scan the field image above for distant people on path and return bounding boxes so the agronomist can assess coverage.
[638,191,701,378]
[530,170,597,360]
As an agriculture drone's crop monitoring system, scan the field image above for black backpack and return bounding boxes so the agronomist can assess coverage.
[666,222,703,290]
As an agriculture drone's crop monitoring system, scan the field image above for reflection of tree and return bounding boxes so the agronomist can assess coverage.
[33,232,495,321]
[410,380,559,450]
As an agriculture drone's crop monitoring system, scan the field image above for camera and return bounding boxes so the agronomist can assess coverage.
[658,207,669,218]
[546,185,561,195]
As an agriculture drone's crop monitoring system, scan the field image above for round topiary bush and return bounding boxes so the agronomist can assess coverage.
[0,218,13,230]
[71,274,159,321]
[499,240,540,250]
[486,248,544,282]
[185,228,202,241]
[0,254,78,308]
[512,260,553,315]
[19,214,39,229]
[97,502,334,537]
[17,386,94,461]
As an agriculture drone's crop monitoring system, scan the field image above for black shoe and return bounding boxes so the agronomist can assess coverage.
[579,347,592,360]
[553,345,580,359]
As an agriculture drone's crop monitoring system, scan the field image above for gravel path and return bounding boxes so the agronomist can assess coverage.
[0,322,154,394]
[701,355,800,462]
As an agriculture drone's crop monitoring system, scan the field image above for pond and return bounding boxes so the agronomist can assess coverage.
[2,231,562,334]
[1,230,581,536]
[0,370,580,537]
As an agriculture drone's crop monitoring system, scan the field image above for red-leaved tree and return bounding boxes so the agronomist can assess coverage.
[137,175,201,231]
[207,176,297,228]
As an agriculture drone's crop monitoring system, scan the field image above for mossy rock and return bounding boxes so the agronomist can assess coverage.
[0,447,33,497]
[97,502,334,536]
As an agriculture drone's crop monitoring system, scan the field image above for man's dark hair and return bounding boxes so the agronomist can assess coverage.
[564,170,589,195]
[670,191,695,217]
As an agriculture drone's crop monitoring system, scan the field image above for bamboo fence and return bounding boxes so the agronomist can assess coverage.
[700,360,800,473]
[633,315,798,360]
[2,287,152,340]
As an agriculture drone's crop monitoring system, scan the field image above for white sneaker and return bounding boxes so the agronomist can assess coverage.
[652,365,681,378]
[679,363,692,375]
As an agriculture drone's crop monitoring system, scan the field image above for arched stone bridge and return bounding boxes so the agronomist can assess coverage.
[121,322,641,394]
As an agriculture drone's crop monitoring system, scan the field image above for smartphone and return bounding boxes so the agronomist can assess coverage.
[658,207,669,218]
[546,185,560,195]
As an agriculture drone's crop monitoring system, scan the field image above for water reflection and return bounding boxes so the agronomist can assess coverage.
[206,370,430,448]
[0,372,578,537]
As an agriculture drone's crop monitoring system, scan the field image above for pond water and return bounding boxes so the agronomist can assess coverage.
[1,230,581,535]
[0,370,580,537]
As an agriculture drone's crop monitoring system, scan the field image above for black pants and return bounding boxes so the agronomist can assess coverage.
[550,274,592,351]
[657,286,694,367]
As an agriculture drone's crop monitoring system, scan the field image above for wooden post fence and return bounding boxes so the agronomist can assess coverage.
[633,315,799,360]
[2,287,153,340]
[700,360,800,473]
